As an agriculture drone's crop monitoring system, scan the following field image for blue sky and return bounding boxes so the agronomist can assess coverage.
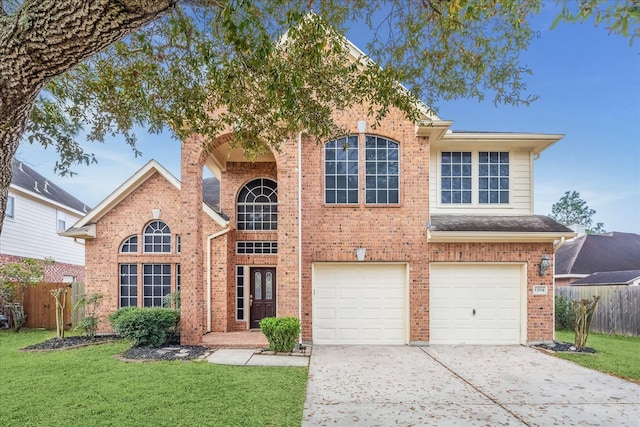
[15,6,640,233]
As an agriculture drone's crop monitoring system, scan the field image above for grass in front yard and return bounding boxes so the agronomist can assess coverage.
[0,329,307,426]
[554,330,640,383]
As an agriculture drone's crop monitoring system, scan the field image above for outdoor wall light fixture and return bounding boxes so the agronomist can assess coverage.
[356,248,366,261]
[539,254,551,276]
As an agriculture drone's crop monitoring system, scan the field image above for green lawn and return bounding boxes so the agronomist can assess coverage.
[554,330,640,383]
[0,330,307,426]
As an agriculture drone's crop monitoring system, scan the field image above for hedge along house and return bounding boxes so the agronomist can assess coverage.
[64,37,575,346]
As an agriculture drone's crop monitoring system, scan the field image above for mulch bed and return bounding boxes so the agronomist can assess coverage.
[535,340,596,354]
[21,334,210,361]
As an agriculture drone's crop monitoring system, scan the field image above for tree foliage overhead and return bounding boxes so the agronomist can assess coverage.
[550,190,605,234]
[0,0,638,231]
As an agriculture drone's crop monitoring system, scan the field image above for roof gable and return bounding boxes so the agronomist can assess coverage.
[69,160,228,234]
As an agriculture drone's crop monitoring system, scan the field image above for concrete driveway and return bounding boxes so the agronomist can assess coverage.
[302,345,640,426]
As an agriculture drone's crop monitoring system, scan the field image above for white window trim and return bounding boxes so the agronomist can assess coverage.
[6,195,15,219]
[437,150,513,208]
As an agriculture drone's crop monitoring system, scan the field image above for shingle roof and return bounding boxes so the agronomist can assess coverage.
[571,270,640,286]
[555,232,640,275]
[11,158,89,213]
[428,215,573,233]
[203,177,229,221]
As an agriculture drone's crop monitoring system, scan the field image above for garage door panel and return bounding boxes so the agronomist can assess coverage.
[430,264,523,345]
[313,264,407,345]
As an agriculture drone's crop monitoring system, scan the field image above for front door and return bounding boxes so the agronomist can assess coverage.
[250,267,276,329]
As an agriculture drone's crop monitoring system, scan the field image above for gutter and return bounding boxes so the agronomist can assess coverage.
[206,227,232,332]
[297,131,303,344]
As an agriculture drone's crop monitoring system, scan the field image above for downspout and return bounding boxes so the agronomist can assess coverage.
[553,236,566,253]
[207,227,232,332]
[297,131,303,344]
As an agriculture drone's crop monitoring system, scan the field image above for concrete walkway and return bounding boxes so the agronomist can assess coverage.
[302,345,640,426]
[206,348,308,367]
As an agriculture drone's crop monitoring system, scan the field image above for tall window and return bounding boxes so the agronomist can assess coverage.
[120,236,138,253]
[6,196,14,219]
[365,136,399,204]
[56,210,66,231]
[237,178,278,231]
[479,152,509,204]
[325,135,358,204]
[441,152,472,204]
[143,264,171,307]
[143,220,171,252]
[236,266,245,320]
[119,264,138,307]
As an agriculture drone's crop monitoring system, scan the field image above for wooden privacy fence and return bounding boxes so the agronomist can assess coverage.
[556,286,640,337]
[22,282,85,330]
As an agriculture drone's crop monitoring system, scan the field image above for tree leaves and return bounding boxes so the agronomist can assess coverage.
[550,190,606,234]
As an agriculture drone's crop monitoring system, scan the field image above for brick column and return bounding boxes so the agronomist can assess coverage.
[180,137,206,345]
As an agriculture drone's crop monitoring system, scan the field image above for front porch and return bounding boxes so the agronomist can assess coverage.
[200,330,269,349]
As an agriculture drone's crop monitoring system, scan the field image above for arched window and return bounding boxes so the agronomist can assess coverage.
[119,235,138,253]
[365,135,399,204]
[237,178,278,231]
[325,135,358,204]
[143,220,171,253]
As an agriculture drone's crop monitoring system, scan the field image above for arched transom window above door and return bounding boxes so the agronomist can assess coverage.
[237,178,278,231]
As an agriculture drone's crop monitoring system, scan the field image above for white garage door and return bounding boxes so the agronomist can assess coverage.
[430,264,524,345]
[313,263,407,345]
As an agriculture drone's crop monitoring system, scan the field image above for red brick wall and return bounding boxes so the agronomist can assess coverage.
[0,254,84,282]
[429,242,555,343]
[555,277,576,287]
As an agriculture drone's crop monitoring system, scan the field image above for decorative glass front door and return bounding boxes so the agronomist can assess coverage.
[250,267,276,329]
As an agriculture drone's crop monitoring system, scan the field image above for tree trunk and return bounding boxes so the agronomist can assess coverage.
[0,0,177,232]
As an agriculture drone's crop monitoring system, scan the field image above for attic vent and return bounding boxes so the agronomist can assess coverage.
[83,204,87,213]
[19,162,23,172]
[34,181,40,192]
[44,179,50,193]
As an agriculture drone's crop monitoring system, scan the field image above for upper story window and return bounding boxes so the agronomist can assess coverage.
[479,152,509,204]
[440,151,509,205]
[56,210,66,231]
[6,196,14,219]
[120,235,138,253]
[237,178,278,231]
[325,135,358,204]
[441,152,472,204]
[365,136,399,204]
[143,220,171,253]
[176,235,181,254]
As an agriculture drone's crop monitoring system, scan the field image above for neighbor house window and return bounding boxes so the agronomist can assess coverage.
[119,264,138,307]
[120,235,138,253]
[237,178,278,231]
[441,152,472,204]
[479,152,509,204]
[143,264,171,307]
[6,196,14,219]
[56,210,66,231]
[143,220,171,253]
[325,135,358,204]
[365,136,399,204]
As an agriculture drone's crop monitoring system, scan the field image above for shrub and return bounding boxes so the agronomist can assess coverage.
[74,293,104,339]
[260,317,300,352]
[109,307,180,347]
[555,294,575,330]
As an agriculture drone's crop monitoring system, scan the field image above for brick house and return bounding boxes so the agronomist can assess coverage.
[65,40,575,346]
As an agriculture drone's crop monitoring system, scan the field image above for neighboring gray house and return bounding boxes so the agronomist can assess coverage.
[555,232,640,286]
[571,270,640,287]
[0,159,89,282]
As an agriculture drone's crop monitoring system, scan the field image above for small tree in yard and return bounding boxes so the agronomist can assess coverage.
[50,287,68,339]
[572,296,600,349]
[74,293,104,339]
[0,257,54,331]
